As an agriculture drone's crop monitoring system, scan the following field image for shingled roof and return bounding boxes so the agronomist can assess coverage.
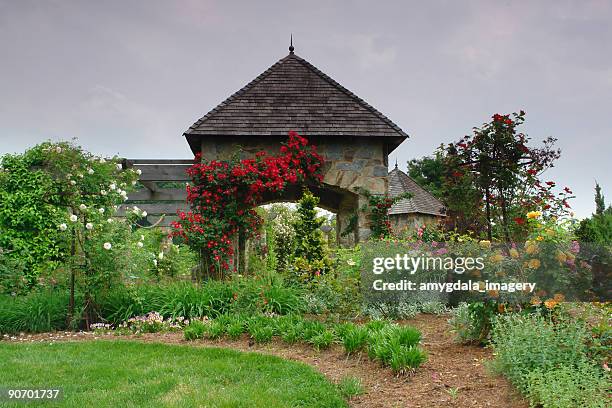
[388,166,446,217]
[184,50,408,152]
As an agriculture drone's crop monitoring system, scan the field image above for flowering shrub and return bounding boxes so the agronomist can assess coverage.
[355,188,412,239]
[172,132,323,277]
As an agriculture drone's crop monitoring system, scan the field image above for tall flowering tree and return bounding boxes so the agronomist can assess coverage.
[172,131,323,279]
[445,111,573,241]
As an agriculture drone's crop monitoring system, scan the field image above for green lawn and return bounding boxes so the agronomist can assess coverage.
[0,341,347,408]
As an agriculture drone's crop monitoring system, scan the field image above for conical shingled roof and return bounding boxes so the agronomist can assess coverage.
[388,166,446,217]
[184,51,408,153]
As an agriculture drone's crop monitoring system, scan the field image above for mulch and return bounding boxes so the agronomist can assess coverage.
[2,314,528,408]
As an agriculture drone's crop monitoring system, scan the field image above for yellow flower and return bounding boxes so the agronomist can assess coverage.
[556,251,567,264]
[479,240,491,249]
[527,211,542,219]
[525,241,538,255]
[536,236,544,242]
[553,293,565,303]
[530,296,542,306]
[509,248,520,259]
[528,258,541,269]
[490,253,505,263]
[544,299,558,309]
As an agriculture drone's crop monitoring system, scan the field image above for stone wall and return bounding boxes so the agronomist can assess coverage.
[200,135,390,244]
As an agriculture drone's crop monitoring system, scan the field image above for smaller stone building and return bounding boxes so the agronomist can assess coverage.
[388,165,446,233]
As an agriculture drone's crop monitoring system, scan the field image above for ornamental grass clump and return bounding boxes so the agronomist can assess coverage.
[183,320,207,340]
[367,325,427,374]
[341,325,369,355]
[309,330,335,351]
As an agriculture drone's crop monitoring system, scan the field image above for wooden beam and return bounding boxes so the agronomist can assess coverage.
[128,188,187,201]
[134,164,192,182]
[117,202,189,216]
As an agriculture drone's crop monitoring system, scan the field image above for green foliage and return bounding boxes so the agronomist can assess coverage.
[248,318,275,343]
[367,325,427,374]
[183,319,207,340]
[309,330,335,350]
[449,301,498,344]
[205,320,226,339]
[491,314,591,390]
[0,250,28,295]
[337,376,364,399]
[525,362,610,408]
[407,148,446,199]
[576,183,612,244]
[490,312,610,407]
[0,290,80,333]
[340,324,369,355]
[293,189,324,264]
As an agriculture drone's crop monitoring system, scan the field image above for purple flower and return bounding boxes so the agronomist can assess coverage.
[570,240,580,254]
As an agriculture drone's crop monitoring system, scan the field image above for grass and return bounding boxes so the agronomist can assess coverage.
[0,341,347,408]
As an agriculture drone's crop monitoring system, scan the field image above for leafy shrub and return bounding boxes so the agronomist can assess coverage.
[387,344,427,374]
[449,302,497,344]
[419,301,447,315]
[309,330,335,351]
[337,376,364,399]
[183,320,207,340]
[394,325,421,347]
[0,290,79,333]
[525,362,610,408]
[367,325,427,373]
[249,324,274,343]
[205,320,226,340]
[226,321,245,339]
[490,314,590,391]
[300,320,327,342]
[341,325,369,355]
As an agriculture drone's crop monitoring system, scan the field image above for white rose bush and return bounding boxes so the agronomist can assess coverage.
[37,141,146,326]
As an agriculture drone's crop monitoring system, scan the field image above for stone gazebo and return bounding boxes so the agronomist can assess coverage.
[183,46,408,244]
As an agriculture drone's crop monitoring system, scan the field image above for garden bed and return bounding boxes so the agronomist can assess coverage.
[2,315,528,408]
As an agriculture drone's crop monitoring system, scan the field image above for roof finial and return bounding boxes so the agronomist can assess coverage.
[394,158,398,169]
[289,34,294,54]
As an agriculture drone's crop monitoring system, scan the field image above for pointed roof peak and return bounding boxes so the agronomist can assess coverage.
[184,51,408,152]
[289,34,294,54]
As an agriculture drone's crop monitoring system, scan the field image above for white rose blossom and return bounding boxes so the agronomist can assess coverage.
[55,146,62,153]
[70,180,76,186]
[136,169,142,175]
[137,242,143,248]
[69,214,78,222]
[116,164,122,171]
[85,223,93,230]
[87,168,94,175]
[141,211,147,217]
[98,208,105,214]
[158,252,164,260]
[79,204,87,211]
[100,190,107,196]
[109,183,116,190]
[103,242,112,250]
[59,223,67,231]
[107,218,113,223]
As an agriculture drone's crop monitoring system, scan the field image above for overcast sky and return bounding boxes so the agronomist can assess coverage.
[1,0,610,218]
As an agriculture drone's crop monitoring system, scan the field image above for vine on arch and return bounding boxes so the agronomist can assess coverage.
[171,131,323,276]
